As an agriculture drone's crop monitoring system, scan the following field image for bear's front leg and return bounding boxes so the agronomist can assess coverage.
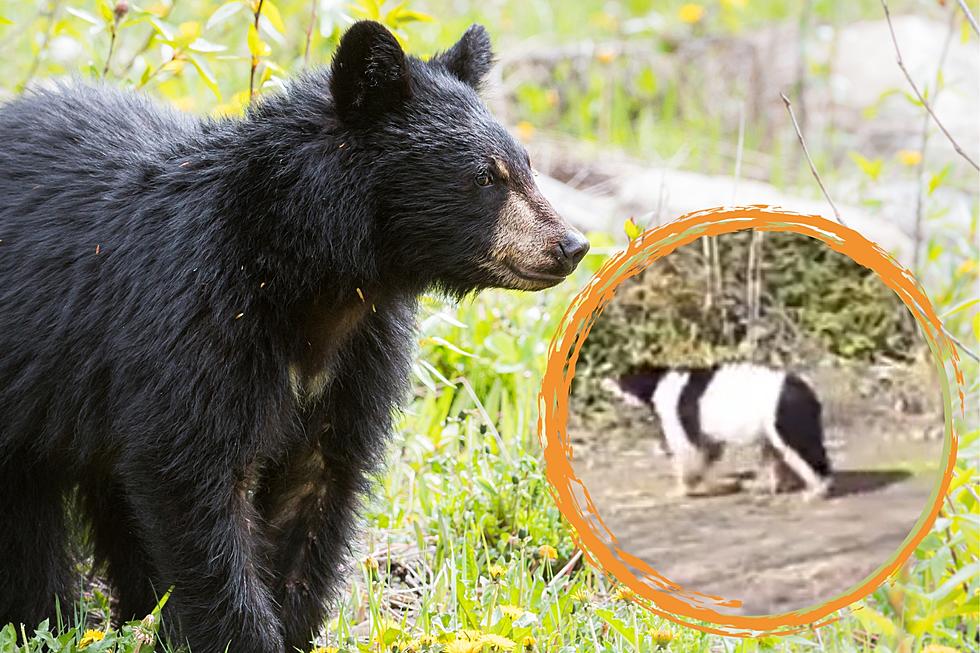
[257,303,414,650]
[126,449,285,653]
[257,437,368,650]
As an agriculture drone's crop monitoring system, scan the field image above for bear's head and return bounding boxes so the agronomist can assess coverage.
[329,21,589,295]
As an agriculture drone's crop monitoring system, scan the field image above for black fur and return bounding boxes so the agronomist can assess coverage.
[430,25,494,89]
[0,21,585,653]
[615,365,668,404]
[676,366,719,449]
[775,373,832,478]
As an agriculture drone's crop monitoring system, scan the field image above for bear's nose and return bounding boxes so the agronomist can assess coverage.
[556,230,590,272]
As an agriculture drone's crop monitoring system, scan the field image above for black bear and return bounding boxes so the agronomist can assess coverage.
[0,21,588,653]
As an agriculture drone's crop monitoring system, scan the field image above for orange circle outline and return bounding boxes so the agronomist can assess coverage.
[538,206,963,637]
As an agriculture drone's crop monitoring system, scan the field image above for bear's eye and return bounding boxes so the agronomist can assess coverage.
[475,171,493,188]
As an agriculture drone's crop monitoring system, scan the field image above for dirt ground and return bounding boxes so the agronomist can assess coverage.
[569,363,945,617]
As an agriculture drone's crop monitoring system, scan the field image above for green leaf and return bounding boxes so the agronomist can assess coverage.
[262,1,287,34]
[848,151,884,181]
[188,38,226,53]
[411,362,436,392]
[851,603,897,639]
[928,163,952,196]
[65,7,101,25]
[595,608,639,643]
[943,298,980,319]
[247,22,270,57]
[187,53,221,100]
[97,0,115,23]
[927,561,979,604]
[205,2,244,30]
[150,17,175,41]
[624,217,642,240]
[428,336,475,358]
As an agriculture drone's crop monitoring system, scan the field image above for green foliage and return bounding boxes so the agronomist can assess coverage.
[573,231,924,413]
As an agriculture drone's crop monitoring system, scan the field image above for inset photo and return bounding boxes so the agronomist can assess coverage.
[568,229,945,617]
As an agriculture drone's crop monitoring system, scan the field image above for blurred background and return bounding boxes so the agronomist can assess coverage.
[0,1,976,651]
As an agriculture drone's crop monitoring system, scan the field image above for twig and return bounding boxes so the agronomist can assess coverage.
[103,4,127,78]
[119,0,178,76]
[545,549,583,592]
[780,92,845,226]
[912,7,958,272]
[957,0,980,36]
[940,324,980,362]
[249,0,266,102]
[881,0,979,171]
[303,0,318,67]
[942,496,972,596]
[18,0,63,91]
[781,94,979,363]
[731,99,746,204]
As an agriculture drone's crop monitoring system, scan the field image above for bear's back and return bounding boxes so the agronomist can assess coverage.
[0,81,199,167]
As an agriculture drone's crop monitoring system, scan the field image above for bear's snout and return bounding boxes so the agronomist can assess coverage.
[553,230,590,274]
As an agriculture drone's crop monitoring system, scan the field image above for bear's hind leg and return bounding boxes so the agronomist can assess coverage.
[0,456,76,626]
[79,479,159,623]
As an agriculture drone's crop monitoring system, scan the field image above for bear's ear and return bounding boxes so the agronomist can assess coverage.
[330,21,412,124]
[430,24,494,89]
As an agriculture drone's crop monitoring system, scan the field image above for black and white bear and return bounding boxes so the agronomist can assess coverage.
[0,21,588,653]
[602,363,832,500]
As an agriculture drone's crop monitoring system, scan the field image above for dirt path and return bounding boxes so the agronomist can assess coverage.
[572,418,943,616]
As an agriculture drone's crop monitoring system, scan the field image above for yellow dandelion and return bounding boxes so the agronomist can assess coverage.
[515,120,535,142]
[650,628,675,646]
[499,604,524,620]
[897,149,923,166]
[520,635,536,651]
[537,544,558,561]
[363,556,379,572]
[595,48,617,64]
[481,634,516,651]
[408,634,436,648]
[571,586,591,603]
[678,3,705,24]
[488,563,506,580]
[78,630,106,649]
[921,646,961,653]
[956,259,977,276]
[611,585,636,601]
[444,638,483,653]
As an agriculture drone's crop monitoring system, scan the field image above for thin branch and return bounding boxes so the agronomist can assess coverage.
[940,325,980,362]
[881,0,979,171]
[303,0,318,67]
[119,0,178,76]
[957,0,980,36]
[545,549,583,592]
[781,94,979,363]
[103,5,127,78]
[780,92,845,226]
[18,0,64,91]
[912,7,958,272]
[249,0,266,102]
